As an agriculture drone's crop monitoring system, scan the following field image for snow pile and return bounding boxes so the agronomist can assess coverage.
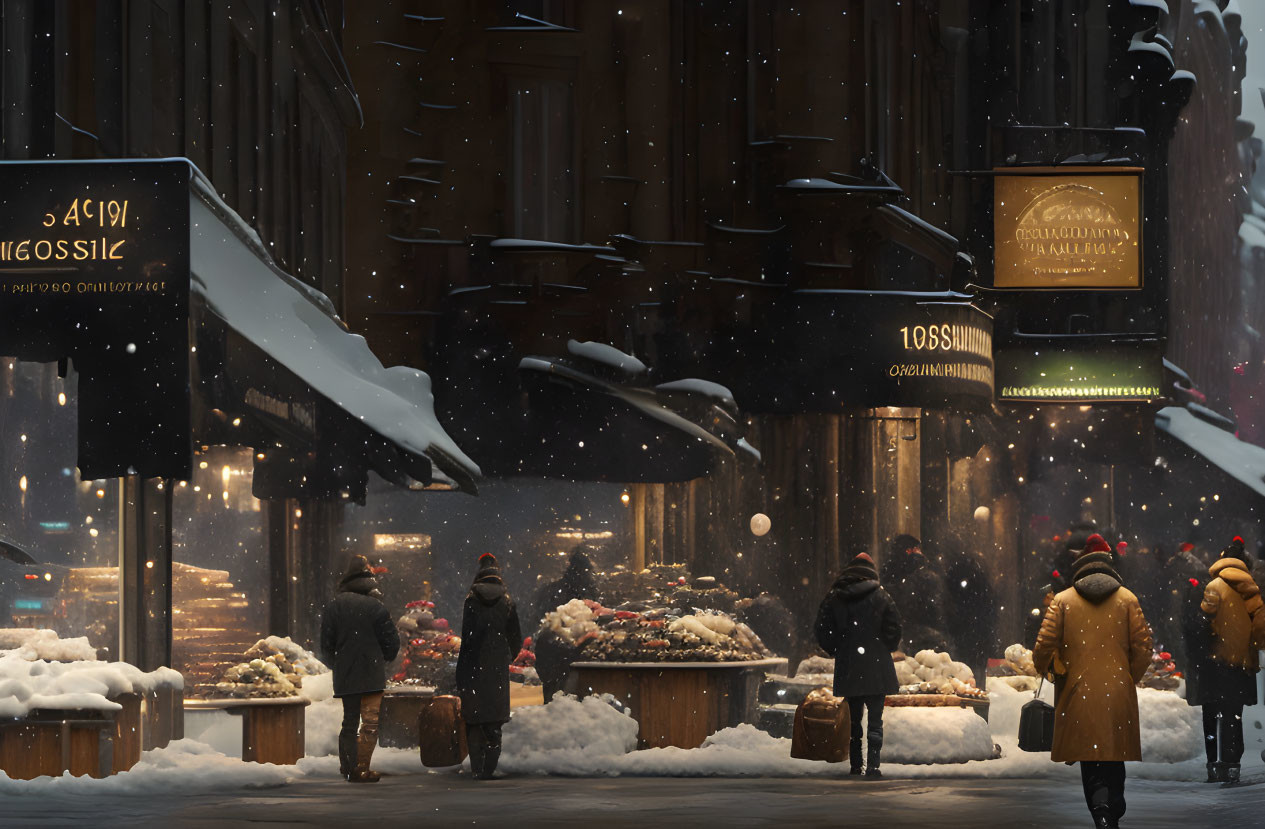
[883,706,995,764]
[1137,687,1202,763]
[499,693,638,774]
[0,740,289,794]
[0,628,99,662]
[0,651,182,717]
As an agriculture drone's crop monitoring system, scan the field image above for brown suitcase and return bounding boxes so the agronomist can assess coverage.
[790,687,850,762]
[417,694,468,767]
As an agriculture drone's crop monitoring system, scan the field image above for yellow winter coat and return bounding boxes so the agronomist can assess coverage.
[1033,572,1153,763]
[1201,558,1265,671]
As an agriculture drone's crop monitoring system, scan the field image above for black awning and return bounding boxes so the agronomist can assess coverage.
[188,181,479,498]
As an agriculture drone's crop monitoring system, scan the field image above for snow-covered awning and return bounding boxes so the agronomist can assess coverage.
[1155,405,1265,498]
[189,175,479,496]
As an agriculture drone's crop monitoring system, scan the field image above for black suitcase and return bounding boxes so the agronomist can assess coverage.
[1017,679,1055,753]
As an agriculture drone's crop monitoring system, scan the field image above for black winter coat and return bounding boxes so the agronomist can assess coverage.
[885,554,954,654]
[814,578,902,698]
[456,571,523,724]
[319,575,401,698]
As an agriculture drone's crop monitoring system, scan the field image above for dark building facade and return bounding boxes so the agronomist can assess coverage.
[342,0,1263,648]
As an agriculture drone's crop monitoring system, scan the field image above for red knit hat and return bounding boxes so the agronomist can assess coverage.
[853,552,875,565]
[478,553,499,569]
[1082,534,1112,555]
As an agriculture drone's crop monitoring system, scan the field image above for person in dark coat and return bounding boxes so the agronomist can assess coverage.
[319,554,401,782]
[456,553,523,779]
[1186,537,1265,784]
[1155,542,1206,674]
[937,534,998,686]
[814,552,902,777]
[533,545,600,625]
[882,534,953,655]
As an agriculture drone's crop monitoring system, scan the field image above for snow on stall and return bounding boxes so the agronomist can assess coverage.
[0,631,182,718]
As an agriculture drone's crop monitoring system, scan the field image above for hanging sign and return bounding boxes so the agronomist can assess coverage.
[0,159,191,479]
[993,167,1142,289]
[995,340,1163,402]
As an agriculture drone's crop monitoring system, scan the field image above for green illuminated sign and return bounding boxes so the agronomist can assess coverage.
[995,341,1163,402]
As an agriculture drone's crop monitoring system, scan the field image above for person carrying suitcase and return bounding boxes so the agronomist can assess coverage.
[320,554,401,782]
[813,552,902,777]
[456,553,523,780]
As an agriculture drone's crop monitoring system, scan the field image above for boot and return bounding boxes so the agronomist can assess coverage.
[849,739,863,775]
[1222,764,1240,785]
[338,733,357,780]
[467,725,486,778]
[1092,813,1119,829]
[349,732,381,782]
[1206,762,1223,783]
[864,742,882,778]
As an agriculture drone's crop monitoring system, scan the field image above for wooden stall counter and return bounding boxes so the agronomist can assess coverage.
[570,658,786,749]
[184,697,309,765]
[0,708,116,780]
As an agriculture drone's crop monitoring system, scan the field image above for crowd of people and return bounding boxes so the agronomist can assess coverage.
[817,530,1264,829]
[313,527,1262,829]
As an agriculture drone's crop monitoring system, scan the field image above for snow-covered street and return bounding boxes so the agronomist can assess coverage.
[1,769,1258,828]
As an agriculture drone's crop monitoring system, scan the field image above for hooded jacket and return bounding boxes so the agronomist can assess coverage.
[319,565,401,698]
[456,567,523,724]
[1033,556,1153,762]
[814,558,902,698]
[1186,556,1265,708]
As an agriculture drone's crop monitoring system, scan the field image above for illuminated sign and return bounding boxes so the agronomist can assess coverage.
[373,533,432,551]
[995,341,1163,402]
[994,168,1142,289]
[0,159,191,479]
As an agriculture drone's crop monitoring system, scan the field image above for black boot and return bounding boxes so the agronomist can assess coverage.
[865,742,882,778]
[1222,764,1240,786]
[849,739,863,775]
[466,725,486,778]
[1092,813,1119,829]
[1206,762,1223,783]
[338,733,357,781]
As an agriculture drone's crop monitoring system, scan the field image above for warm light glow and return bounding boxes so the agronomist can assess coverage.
[57,392,66,406]
[620,491,631,505]
[199,461,208,470]
[221,465,231,484]
[89,528,99,537]
[85,516,93,525]
[18,476,27,492]
[232,418,241,427]
[749,513,772,536]
[294,508,303,518]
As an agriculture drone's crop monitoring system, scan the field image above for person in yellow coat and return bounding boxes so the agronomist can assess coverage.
[1188,536,1265,784]
[1034,534,1153,829]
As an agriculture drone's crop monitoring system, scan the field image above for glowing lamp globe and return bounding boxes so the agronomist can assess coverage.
[750,513,772,536]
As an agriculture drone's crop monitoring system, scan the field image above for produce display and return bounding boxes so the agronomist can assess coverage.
[510,636,540,684]
[893,650,987,699]
[391,600,460,689]
[1139,649,1182,691]
[989,644,1041,692]
[542,597,774,663]
[213,636,327,698]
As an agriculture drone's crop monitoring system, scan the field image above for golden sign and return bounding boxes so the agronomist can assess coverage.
[994,168,1141,288]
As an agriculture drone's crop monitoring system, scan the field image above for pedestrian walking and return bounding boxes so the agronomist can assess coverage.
[456,553,523,780]
[1033,534,1153,829]
[319,554,401,783]
[814,552,903,777]
[1186,536,1265,784]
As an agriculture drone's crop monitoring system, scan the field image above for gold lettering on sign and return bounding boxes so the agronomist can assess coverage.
[994,169,1141,288]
